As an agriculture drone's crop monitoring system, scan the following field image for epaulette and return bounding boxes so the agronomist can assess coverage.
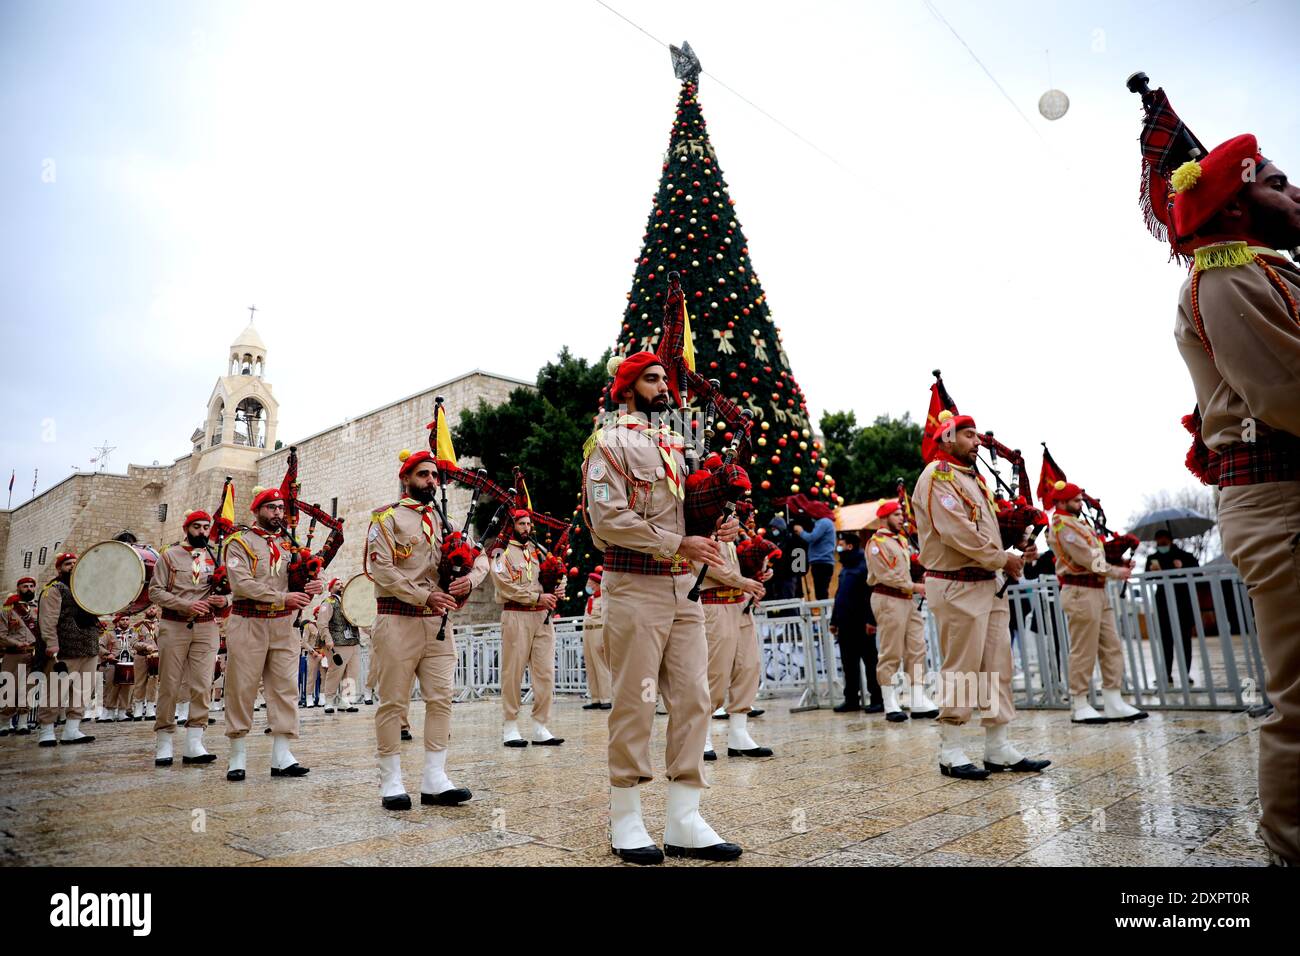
[1193,241,1268,273]
[933,461,954,480]
[370,502,399,523]
[582,428,605,462]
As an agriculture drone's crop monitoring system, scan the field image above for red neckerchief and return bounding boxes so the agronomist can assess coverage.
[250,526,283,565]
[399,498,437,544]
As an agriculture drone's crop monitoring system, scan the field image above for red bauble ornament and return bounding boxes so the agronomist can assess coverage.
[777,438,787,447]
[761,480,771,490]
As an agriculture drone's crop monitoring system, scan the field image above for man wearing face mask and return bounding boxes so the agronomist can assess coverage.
[490,510,565,747]
[1145,530,1200,683]
[151,510,228,766]
[222,488,321,781]
[581,568,611,710]
[1,577,40,735]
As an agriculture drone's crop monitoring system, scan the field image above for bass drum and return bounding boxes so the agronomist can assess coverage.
[340,574,377,629]
[70,541,160,616]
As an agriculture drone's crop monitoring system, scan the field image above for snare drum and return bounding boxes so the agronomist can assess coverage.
[113,660,136,685]
[70,541,160,616]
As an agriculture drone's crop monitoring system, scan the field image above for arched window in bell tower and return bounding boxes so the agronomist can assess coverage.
[234,398,265,448]
[210,400,225,447]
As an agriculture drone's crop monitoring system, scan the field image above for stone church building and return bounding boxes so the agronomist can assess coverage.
[0,320,530,623]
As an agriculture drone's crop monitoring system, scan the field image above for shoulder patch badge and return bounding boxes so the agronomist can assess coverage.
[589,461,606,482]
[592,483,610,502]
[1064,531,1081,545]
[870,545,880,554]
[940,494,962,513]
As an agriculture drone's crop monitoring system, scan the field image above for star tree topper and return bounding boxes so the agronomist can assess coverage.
[670,41,701,85]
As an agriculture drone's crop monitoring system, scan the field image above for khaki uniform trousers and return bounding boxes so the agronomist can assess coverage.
[703,601,760,714]
[1219,480,1300,864]
[1,651,36,720]
[872,592,927,688]
[155,620,219,733]
[583,625,610,701]
[324,644,361,703]
[928,578,1015,727]
[603,571,710,789]
[1060,585,1125,703]
[500,610,555,726]
[224,614,300,740]
[131,655,158,705]
[373,612,455,758]
[101,663,132,711]
[305,653,323,701]
[36,656,97,723]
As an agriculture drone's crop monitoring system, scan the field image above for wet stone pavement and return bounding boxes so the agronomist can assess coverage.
[0,698,1268,867]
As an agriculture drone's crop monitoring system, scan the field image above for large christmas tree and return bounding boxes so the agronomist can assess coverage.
[606,48,835,516]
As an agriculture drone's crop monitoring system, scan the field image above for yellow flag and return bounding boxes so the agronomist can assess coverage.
[520,477,533,512]
[434,405,458,467]
[219,481,235,524]
[682,300,696,372]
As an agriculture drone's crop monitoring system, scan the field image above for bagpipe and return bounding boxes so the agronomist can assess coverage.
[895,477,927,585]
[278,447,346,593]
[736,532,780,614]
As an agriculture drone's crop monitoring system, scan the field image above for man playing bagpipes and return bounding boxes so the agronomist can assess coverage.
[221,487,324,782]
[696,492,770,762]
[913,411,1050,780]
[867,500,938,722]
[1,577,39,736]
[489,472,566,748]
[34,552,98,747]
[1127,72,1300,865]
[366,446,490,811]
[1042,480,1146,725]
[581,568,611,710]
[582,277,747,865]
[317,578,362,714]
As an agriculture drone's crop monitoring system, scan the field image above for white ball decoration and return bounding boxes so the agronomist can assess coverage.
[1038,89,1069,121]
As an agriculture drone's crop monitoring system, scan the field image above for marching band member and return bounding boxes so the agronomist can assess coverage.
[300,615,327,707]
[34,553,97,746]
[581,568,611,710]
[583,351,743,864]
[1,578,39,735]
[489,510,564,747]
[1043,481,1146,724]
[912,412,1049,780]
[695,494,769,761]
[367,448,487,810]
[867,501,938,721]
[150,510,226,766]
[318,579,361,713]
[129,605,161,720]
[222,487,320,781]
[105,616,135,722]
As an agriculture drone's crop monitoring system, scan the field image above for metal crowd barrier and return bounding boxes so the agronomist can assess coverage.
[367,565,1263,715]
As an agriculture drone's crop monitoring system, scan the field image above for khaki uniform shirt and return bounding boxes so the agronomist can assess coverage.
[584,412,688,560]
[913,459,1009,573]
[867,530,915,592]
[366,499,489,608]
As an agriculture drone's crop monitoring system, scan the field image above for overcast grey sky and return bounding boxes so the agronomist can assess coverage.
[2,0,1297,528]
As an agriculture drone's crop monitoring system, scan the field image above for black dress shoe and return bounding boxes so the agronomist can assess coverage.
[531,737,564,746]
[612,845,665,865]
[748,709,764,719]
[909,709,940,719]
[582,702,603,710]
[155,757,173,767]
[832,701,861,713]
[345,707,358,713]
[422,787,472,806]
[1104,710,1149,722]
[324,707,335,715]
[263,728,272,734]
[182,753,217,765]
[60,735,96,745]
[0,729,9,737]
[864,702,885,714]
[703,749,717,761]
[382,794,412,811]
[227,769,245,782]
[271,763,311,777]
[727,746,773,758]
[39,739,58,748]
[984,757,1051,773]
[208,718,217,725]
[664,841,743,862]
[401,729,413,741]
[15,727,31,735]
[885,711,909,723]
[940,762,991,780]
[712,712,730,720]
[599,702,612,710]
[1071,715,1109,725]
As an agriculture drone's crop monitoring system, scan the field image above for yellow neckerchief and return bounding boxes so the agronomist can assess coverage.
[932,458,998,519]
[398,497,437,545]
[615,413,685,499]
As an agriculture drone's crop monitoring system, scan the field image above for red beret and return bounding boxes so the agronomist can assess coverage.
[183,509,212,528]
[17,576,36,587]
[1047,480,1084,506]
[398,449,435,479]
[249,487,285,513]
[54,552,77,567]
[928,411,977,444]
[1173,134,1267,239]
[328,578,340,590]
[587,569,603,581]
[876,500,901,519]
[511,509,532,519]
[608,351,666,402]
